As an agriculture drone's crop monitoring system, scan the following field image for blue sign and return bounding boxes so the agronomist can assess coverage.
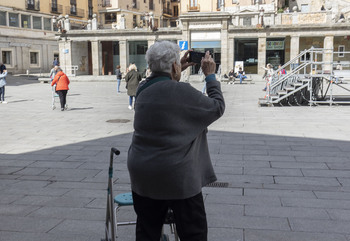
[179,41,188,51]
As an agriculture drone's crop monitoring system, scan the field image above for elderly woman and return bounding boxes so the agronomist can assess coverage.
[51,67,70,111]
[125,63,142,110]
[127,41,225,240]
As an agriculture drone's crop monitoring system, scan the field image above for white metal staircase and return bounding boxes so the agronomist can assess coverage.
[259,47,350,106]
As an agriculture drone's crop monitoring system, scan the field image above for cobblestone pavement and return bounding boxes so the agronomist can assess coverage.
[1,75,350,241]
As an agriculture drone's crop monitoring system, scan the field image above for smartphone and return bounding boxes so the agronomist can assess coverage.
[189,51,205,64]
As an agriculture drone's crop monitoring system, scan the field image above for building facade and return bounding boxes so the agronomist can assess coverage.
[57,0,350,77]
[0,0,98,74]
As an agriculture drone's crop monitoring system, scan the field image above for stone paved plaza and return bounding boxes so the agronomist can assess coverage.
[1,75,350,241]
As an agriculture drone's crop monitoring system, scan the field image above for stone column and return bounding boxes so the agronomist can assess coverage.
[148,39,155,48]
[119,40,128,73]
[59,40,73,75]
[228,37,234,72]
[181,21,191,79]
[220,20,229,75]
[323,35,334,73]
[258,37,266,75]
[91,40,101,75]
[290,35,300,62]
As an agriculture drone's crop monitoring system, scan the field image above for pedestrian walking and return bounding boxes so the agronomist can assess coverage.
[115,65,122,93]
[51,67,70,111]
[49,65,58,82]
[262,63,274,91]
[127,41,225,241]
[0,62,7,104]
[124,64,141,110]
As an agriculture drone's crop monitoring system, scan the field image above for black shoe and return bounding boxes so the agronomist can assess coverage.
[61,108,64,111]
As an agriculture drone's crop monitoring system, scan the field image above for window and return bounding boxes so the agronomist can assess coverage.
[338,45,345,57]
[0,11,6,26]
[149,0,154,10]
[33,16,42,29]
[51,0,58,12]
[133,0,137,8]
[173,6,178,16]
[105,13,116,24]
[190,0,198,7]
[2,51,12,65]
[44,18,51,30]
[9,13,19,27]
[21,14,31,28]
[133,15,137,28]
[88,0,93,19]
[217,0,221,9]
[243,17,252,26]
[30,52,39,65]
[70,0,77,15]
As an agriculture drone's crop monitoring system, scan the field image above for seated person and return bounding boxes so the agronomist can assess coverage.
[228,69,236,80]
[237,67,247,84]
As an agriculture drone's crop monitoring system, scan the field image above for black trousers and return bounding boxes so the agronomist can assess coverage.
[56,90,68,109]
[132,191,208,241]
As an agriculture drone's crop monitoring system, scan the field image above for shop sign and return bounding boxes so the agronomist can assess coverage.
[266,41,284,50]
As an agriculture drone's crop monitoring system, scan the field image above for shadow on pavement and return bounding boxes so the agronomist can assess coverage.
[1,131,350,241]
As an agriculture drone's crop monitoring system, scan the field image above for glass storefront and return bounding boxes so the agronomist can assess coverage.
[191,41,221,74]
[234,39,258,74]
[129,41,148,75]
[266,38,285,69]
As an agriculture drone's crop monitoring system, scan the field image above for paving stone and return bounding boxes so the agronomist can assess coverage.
[314,191,350,200]
[208,227,243,241]
[0,231,100,241]
[28,206,104,221]
[244,167,303,176]
[275,176,341,186]
[327,209,350,221]
[245,229,348,241]
[289,218,350,234]
[245,205,329,219]
[244,188,316,198]
[48,219,104,236]
[271,161,328,169]
[302,169,350,178]
[0,215,62,232]
[281,197,350,209]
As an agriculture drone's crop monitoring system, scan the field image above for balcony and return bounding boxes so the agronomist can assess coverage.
[163,7,173,16]
[65,6,85,18]
[50,3,63,14]
[25,0,40,11]
[187,4,200,12]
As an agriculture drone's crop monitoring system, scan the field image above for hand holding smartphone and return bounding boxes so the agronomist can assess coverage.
[189,51,206,64]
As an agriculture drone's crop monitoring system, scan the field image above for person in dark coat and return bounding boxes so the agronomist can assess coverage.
[127,40,225,240]
[124,64,141,110]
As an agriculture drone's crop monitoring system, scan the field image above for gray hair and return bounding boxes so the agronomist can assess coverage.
[145,41,180,74]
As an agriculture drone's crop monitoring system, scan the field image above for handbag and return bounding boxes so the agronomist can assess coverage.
[55,76,62,93]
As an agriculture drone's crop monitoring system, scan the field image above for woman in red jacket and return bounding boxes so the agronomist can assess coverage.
[51,67,70,111]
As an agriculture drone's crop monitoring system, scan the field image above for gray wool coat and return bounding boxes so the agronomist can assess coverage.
[125,70,141,96]
[127,74,225,200]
